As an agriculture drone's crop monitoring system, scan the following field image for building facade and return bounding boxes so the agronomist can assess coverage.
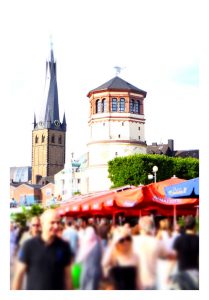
[79,76,147,193]
[32,46,66,184]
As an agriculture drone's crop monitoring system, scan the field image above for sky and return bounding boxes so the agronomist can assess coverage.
[1,0,199,168]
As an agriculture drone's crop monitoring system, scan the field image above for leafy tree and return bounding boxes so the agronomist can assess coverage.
[26,204,45,220]
[10,204,45,227]
[108,154,199,188]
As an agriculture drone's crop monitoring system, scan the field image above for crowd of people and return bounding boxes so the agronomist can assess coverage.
[10,209,199,290]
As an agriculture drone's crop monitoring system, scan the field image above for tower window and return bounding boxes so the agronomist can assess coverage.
[42,135,45,143]
[118,134,121,138]
[139,136,141,140]
[101,98,106,113]
[58,135,62,144]
[122,122,124,126]
[35,135,39,144]
[138,127,141,130]
[135,100,141,114]
[111,98,118,112]
[96,99,101,113]
[119,98,125,112]
[130,99,135,113]
[51,135,55,143]
[103,123,105,126]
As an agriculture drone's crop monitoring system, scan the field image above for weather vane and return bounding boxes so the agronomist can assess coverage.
[114,66,126,76]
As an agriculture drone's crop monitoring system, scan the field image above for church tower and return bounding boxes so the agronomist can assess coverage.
[83,76,147,193]
[32,45,66,184]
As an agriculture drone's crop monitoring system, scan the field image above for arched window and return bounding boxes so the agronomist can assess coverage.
[51,135,55,143]
[96,99,101,113]
[119,98,125,112]
[101,98,106,112]
[111,98,118,112]
[130,99,135,113]
[58,135,62,144]
[42,135,45,143]
[135,100,140,114]
[35,135,39,144]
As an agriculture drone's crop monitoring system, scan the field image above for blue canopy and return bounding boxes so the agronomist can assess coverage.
[164,178,199,198]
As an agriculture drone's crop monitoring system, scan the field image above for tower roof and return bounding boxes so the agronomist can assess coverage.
[44,47,60,124]
[35,44,66,131]
[87,76,147,97]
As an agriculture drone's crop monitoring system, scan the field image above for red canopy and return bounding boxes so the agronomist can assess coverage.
[57,178,199,217]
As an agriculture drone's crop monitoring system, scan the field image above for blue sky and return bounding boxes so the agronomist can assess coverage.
[172,64,198,86]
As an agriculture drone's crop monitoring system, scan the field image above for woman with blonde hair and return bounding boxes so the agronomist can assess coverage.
[102,226,140,290]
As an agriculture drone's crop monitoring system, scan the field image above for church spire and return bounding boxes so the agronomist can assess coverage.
[42,41,60,128]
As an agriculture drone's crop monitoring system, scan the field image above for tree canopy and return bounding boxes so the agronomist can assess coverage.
[108,154,199,188]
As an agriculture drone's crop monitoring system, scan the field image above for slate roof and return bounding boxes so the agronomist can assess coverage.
[147,144,172,156]
[174,150,199,159]
[87,76,147,97]
[147,142,199,159]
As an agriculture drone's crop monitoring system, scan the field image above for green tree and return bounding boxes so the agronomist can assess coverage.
[10,204,45,227]
[108,154,199,188]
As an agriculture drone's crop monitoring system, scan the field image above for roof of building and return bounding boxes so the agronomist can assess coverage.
[87,76,147,97]
[10,166,32,182]
[12,183,42,190]
[147,140,199,159]
[174,150,199,159]
[147,144,172,155]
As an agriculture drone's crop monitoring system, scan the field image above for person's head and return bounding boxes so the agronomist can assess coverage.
[113,226,133,255]
[84,226,97,243]
[40,209,61,240]
[78,218,87,229]
[184,215,196,231]
[30,216,41,236]
[100,218,107,225]
[139,216,155,235]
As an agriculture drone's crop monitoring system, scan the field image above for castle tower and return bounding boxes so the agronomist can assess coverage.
[84,76,147,192]
[32,45,66,184]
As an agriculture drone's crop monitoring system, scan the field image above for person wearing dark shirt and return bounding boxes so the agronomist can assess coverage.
[171,216,199,289]
[173,216,199,271]
[12,209,73,290]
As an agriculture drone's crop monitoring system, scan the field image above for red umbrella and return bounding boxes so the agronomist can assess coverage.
[142,177,199,226]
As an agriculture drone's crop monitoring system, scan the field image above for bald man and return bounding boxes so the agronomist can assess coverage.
[12,209,73,290]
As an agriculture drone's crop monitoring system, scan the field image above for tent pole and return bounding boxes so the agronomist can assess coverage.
[173,205,177,229]
[112,213,116,226]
